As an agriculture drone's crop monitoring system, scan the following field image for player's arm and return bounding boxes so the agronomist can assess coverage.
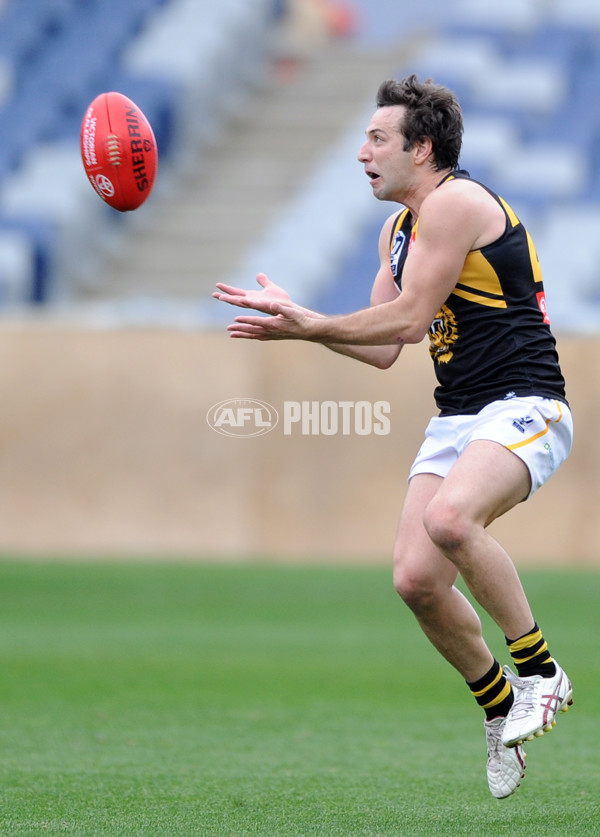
[214,214,403,369]
[323,213,404,368]
[229,186,482,345]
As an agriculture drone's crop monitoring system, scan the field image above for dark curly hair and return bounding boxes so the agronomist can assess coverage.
[376,75,463,171]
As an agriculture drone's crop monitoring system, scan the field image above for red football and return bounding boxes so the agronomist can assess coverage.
[80,91,158,212]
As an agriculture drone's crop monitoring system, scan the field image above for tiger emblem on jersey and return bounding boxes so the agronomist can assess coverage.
[428,304,458,364]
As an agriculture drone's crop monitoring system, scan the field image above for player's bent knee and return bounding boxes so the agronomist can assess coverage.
[422,500,471,554]
[393,565,441,613]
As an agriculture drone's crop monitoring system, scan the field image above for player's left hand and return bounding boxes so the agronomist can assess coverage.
[227,302,319,341]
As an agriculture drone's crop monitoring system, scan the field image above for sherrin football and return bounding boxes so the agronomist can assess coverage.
[80,91,158,212]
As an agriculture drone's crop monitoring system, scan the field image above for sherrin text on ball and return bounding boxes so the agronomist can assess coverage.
[80,91,158,212]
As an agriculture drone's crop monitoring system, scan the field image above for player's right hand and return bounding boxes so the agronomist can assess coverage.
[213,273,292,310]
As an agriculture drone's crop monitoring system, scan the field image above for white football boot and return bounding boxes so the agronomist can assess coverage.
[502,663,573,748]
[485,716,526,798]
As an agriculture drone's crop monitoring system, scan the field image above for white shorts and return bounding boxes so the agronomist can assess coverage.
[409,396,573,497]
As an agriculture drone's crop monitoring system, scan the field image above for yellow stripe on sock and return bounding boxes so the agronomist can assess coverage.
[508,629,544,654]
[513,642,552,665]
[470,667,503,699]
[482,680,512,710]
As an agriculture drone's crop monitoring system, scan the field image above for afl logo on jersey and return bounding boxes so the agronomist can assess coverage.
[390,229,406,277]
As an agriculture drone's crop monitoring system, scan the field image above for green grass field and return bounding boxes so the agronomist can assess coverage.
[0,560,597,836]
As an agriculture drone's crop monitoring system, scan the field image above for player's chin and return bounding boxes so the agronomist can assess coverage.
[371,181,390,201]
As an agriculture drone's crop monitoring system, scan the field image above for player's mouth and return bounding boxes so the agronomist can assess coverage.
[366,169,381,186]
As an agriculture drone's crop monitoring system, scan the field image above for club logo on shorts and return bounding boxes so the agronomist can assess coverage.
[428,304,458,364]
[512,415,535,434]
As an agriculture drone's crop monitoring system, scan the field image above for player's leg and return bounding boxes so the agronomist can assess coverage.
[421,439,534,640]
[421,438,572,747]
[393,471,525,797]
[393,472,496,681]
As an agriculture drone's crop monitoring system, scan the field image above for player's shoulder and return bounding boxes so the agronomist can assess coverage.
[381,208,410,237]
[377,209,410,255]
[422,171,501,223]
[431,171,497,207]
[420,172,506,248]
[383,208,405,227]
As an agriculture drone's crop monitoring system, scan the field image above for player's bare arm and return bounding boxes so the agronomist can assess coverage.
[324,212,404,367]
[214,215,404,368]
[229,182,499,346]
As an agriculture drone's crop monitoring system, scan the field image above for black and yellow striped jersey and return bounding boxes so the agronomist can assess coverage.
[389,169,567,416]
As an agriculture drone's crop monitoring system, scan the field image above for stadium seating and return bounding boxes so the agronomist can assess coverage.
[0,0,277,304]
[313,1,600,329]
[430,7,600,327]
[1,0,600,329]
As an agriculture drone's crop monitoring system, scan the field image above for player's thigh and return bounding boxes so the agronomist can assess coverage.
[428,438,531,533]
[393,473,459,596]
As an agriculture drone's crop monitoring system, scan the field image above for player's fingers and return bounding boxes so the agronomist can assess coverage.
[213,292,248,306]
[215,282,244,295]
[228,330,269,340]
[233,305,276,321]
[227,321,266,334]
[232,300,281,316]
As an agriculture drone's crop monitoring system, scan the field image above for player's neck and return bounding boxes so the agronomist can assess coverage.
[398,165,454,220]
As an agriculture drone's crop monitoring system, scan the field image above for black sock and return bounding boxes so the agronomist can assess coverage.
[467,659,514,720]
[506,622,556,678]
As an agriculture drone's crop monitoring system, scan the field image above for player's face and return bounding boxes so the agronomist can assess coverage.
[358,106,414,202]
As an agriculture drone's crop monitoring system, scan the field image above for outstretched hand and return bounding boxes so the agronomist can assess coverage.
[213,272,323,341]
[226,302,319,341]
[213,272,292,312]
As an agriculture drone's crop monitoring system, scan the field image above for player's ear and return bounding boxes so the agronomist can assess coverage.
[413,137,433,167]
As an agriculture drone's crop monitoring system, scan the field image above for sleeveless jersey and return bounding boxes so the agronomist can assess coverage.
[389,170,567,416]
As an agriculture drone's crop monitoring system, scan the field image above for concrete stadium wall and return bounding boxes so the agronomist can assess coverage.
[0,325,597,565]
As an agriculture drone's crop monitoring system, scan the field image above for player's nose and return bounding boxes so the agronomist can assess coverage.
[357,140,370,163]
